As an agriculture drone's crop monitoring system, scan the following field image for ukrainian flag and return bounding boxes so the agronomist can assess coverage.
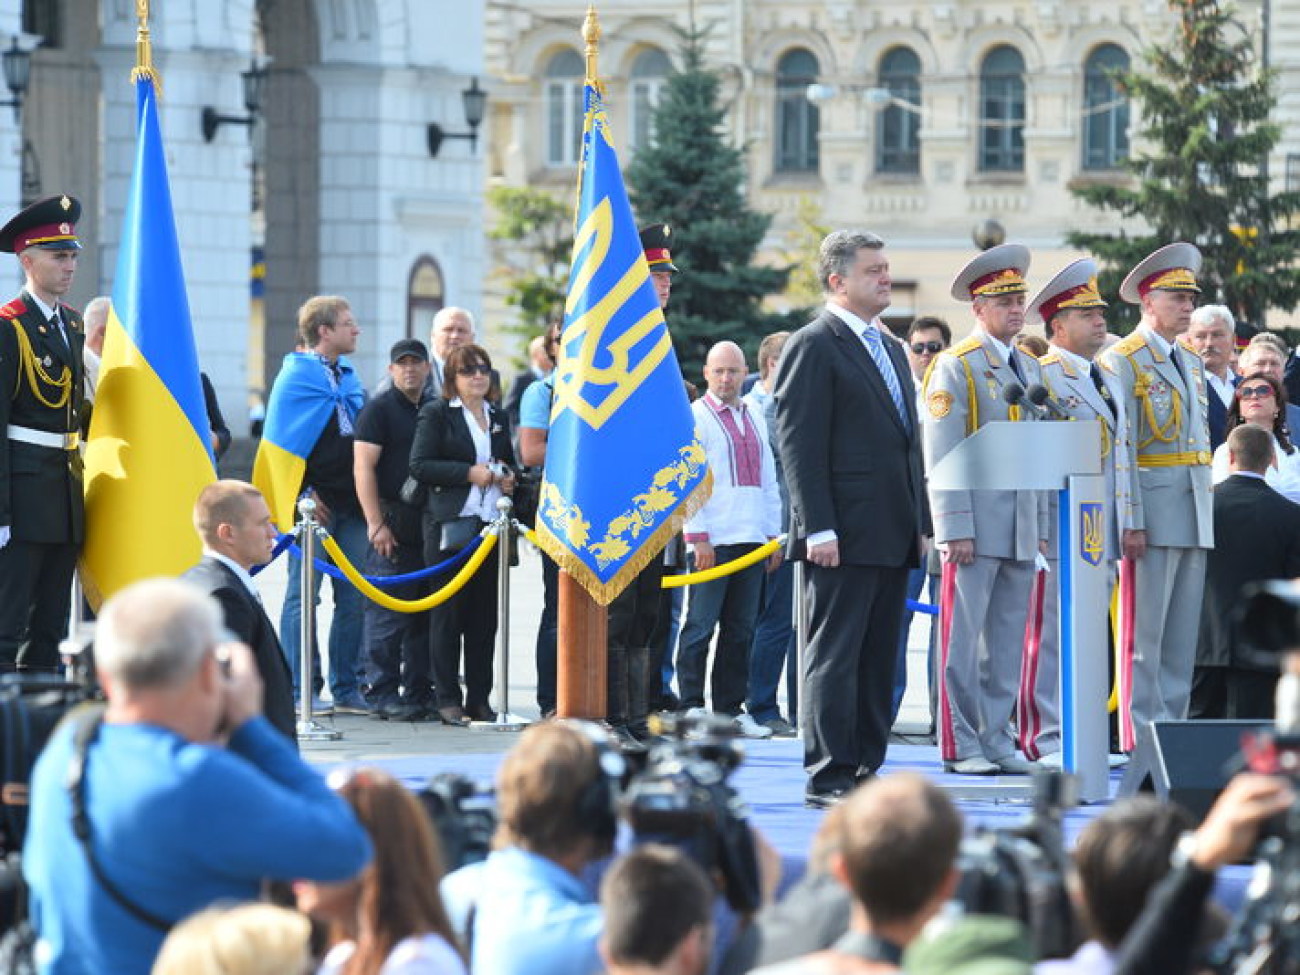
[82,77,216,604]
[253,353,364,530]
[536,77,711,605]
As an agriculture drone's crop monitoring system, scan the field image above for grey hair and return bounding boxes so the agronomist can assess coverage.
[432,306,477,335]
[1249,331,1289,357]
[1189,304,1235,333]
[96,578,222,690]
[817,230,886,292]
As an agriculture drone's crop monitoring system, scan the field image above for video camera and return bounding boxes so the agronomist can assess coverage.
[621,711,763,913]
[953,771,1078,960]
[416,773,498,872]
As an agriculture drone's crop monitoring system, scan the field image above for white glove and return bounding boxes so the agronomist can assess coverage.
[1035,551,1051,573]
[0,526,9,550]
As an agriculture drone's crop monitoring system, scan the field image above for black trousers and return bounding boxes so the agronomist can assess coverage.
[1226,669,1277,720]
[607,558,664,726]
[0,538,76,670]
[803,562,907,793]
[424,537,498,711]
[535,551,559,713]
[362,540,431,705]
[1189,665,1227,720]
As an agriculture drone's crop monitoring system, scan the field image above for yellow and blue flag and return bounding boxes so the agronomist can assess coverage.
[82,77,216,603]
[253,353,364,530]
[536,78,711,605]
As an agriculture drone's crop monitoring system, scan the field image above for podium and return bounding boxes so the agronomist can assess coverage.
[929,420,1110,801]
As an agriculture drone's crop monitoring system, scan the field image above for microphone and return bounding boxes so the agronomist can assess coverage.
[1026,384,1070,420]
[1002,381,1046,419]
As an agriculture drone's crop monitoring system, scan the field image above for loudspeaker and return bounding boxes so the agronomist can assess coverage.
[1117,719,1267,823]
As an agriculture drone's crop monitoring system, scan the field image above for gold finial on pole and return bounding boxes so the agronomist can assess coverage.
[582,4,601,85]
[131,0,162,92]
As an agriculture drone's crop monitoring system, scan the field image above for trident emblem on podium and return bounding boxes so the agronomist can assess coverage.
[1080,502,1104,566]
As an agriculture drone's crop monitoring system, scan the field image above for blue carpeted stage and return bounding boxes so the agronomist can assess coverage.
[334,735,1252,912]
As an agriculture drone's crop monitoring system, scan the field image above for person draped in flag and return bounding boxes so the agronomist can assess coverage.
[0,194,86,671]
[923,243,1048,776]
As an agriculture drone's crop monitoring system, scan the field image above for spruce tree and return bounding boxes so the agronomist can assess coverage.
[625,31,793,378]
[1068,0,1300,331]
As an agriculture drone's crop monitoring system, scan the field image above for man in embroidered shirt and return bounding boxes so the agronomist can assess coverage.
[677,341,782,739]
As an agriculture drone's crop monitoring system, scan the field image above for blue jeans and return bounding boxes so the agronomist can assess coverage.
[675,545,765,716]
[746,559,797,724]
[280,509,368,700]
[892,564,929,723]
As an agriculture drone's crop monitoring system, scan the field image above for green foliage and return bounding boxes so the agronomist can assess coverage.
[778,196,832,309]
[624,28,796,378]
[487,185,572,358]
[1068,0,1300,332]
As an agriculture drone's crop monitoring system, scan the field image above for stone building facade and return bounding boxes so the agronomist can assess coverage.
[485,0,1300,337]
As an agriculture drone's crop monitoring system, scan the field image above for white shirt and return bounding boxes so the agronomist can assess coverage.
[450,397,503,520]
[319,933,468,975]
[684,392,782,547]
[1206,369,1237,407]
[1211,434,1300,504]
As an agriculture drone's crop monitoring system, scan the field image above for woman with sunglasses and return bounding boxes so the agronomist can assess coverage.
[410,344,516,726]
[295,768,467,975]
[1210,372,1300,503]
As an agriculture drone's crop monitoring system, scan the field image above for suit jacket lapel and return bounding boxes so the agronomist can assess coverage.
[826,313,907,434]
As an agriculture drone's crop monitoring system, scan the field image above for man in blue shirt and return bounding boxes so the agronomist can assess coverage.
[24,577,372,975]
[441,722,616,975]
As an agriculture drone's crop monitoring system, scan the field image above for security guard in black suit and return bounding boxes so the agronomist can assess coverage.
[0,194,86,670]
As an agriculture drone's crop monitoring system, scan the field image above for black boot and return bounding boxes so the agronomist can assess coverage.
[626,646,651,740]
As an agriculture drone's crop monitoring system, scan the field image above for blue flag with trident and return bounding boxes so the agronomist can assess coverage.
[536,73,711,605]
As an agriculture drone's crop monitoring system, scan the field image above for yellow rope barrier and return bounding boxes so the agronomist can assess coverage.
[320,530,498,614]
[1107,580,1120,714]
[662,536,785,589]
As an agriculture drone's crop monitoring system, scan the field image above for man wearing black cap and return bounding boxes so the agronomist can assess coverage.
[353,338,435,719]
[0,194,86,670]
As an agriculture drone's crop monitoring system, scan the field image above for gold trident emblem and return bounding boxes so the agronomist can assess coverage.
[1080,502,1104,567]
[551,197,672,430]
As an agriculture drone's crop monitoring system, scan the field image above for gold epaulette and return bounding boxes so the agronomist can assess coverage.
[949,335,983,358]
[1112,331,1146,357]
[1039,352,1063,366]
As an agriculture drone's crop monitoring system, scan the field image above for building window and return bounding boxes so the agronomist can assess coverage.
[775,48,820,174]
[629,48,671,152]
[1082,44,1130,171]
[979,45,1025,173]
[545,48,585,166]
[876,46,921,175]
[23,0,61,48]
[407,256,445,340]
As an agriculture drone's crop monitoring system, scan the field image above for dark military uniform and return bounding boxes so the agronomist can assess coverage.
[0,195,86,669]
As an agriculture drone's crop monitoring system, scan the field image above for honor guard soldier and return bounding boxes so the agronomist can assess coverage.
[1099,243,1212,747]
[924,244,1049,775]
[0,194,86,671]
[1027,259,1135,767]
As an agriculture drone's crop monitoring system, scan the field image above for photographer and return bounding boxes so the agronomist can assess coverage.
[1110,773,1294,975]
[22,577,372,975]
[409,343,516,726]
[439,722,615,975]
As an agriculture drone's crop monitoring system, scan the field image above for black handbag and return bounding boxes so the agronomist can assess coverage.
[439,515,483,552]
[512,466,543,528]
[399,475,427,509]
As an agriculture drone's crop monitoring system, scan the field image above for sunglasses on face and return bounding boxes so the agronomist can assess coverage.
[459,363,492,376]
[1239,384,1275,400]
[910,341,944,355]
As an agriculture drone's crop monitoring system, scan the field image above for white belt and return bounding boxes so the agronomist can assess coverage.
[7,425,79,450]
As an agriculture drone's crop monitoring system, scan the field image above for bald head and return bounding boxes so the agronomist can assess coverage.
[431,307,476,361]
[704,342,746,405]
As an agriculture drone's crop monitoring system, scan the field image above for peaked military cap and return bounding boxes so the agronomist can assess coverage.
[638,223,679,273]
[1027,258,1107,327]
[1118,242,1202,304]
[0,194,82,254]
[951,243,1031,302]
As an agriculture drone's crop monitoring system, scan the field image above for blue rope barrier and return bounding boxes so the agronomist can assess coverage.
[252,532,480,587]
[907,599,938,616]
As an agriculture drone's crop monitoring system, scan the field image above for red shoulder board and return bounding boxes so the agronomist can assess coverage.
[60,301,80,316]
[0,296,26,320]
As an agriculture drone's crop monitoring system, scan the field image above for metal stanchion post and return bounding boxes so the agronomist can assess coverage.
[59,575,93,684]
[296,497,341,741]
[472,496,528,731]
[792,559,808,740]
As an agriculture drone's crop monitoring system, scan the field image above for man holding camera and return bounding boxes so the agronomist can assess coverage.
[23,577,372,975]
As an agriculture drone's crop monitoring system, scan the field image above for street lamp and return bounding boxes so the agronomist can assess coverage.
[201,58,268,143]
[427,77,488,157]
[0,37,34,124]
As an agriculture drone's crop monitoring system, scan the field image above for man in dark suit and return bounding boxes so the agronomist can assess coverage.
[774,229,929,807]
[1186,304,1239,451]
[184,480,298,741]
[0,194,86,671]
[1194,424,1300,719]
